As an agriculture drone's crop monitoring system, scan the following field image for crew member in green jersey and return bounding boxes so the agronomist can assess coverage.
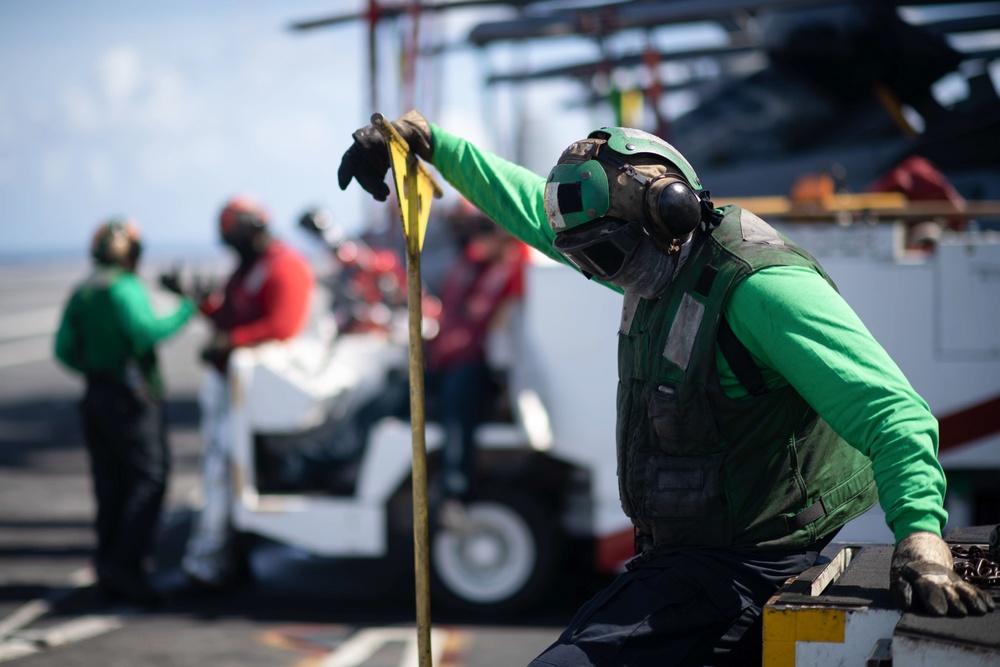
[338,112,994,665]
[55,219,195,604]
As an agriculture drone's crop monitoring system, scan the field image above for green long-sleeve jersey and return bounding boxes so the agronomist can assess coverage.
[55,266,195,399]
[428,125,946,543]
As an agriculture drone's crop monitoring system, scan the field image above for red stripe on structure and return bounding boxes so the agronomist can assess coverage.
[596,528,635,573]
[938,394,1000,453]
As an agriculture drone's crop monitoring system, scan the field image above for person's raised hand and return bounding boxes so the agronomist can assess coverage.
[159,266,186,297]
[337,110,433,202]
[190,274,216,303]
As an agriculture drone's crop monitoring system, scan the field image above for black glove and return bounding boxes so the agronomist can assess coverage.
[159,267,185,297]
[190,274,216,303]
[890,531,996,616]
[199,331,233,365]
[338,109,433,202]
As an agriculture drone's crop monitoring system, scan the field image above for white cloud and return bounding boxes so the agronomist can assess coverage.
[89,45,207,134]
[100,46,142,106]
[138,66,198,132]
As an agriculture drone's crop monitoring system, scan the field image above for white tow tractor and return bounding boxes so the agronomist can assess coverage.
[224,247,628,614]
[222,216,1000,615]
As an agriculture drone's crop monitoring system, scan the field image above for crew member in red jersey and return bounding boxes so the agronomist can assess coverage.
[180,195,314,589]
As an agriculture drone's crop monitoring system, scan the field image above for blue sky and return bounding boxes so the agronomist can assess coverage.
[0,1,773,260]
[1,1,369,257]
[3,2,998,259]
[0,1,591,258]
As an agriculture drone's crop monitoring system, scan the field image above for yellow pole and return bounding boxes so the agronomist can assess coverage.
[372,112,441,667]
[404,188,432,667]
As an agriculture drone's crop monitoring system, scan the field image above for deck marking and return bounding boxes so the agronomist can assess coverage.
[0,566,92,641]
[0,615,123,663]
[0,566,124,664]
[317,627,450,667]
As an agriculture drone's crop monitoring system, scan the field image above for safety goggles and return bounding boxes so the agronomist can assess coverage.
[552,217,644,280]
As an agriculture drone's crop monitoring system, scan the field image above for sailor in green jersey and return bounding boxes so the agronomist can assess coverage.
[339,112,993,665]
[55,219,195,605]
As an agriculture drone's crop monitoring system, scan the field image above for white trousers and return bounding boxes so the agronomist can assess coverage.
[182,368,236,585]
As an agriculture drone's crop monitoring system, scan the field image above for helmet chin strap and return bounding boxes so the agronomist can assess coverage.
[649,232,694,255]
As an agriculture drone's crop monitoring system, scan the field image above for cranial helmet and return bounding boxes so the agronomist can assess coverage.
[219,196,269,244]
[544,128,710,279]
[91,218,142,267]
[546,127,705,240]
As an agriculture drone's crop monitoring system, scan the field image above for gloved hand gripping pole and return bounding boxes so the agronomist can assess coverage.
[372,112,443,667]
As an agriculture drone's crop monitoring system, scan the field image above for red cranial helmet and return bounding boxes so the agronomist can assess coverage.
[219,196,269,243]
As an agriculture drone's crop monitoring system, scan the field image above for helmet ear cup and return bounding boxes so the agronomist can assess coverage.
[644,177,703,243]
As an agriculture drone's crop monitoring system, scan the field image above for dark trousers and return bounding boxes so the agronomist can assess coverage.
[426,362,490,500]
[81,379,168,592]
[342,362,492,500]
[529,543,828,667]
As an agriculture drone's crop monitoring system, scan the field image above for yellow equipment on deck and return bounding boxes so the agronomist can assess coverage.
[763,526,1000,666]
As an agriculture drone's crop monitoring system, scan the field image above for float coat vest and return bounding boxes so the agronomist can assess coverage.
[62,269,160,396]
[616,206,879,550]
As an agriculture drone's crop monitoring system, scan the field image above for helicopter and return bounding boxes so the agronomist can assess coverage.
[464,0,1000,200]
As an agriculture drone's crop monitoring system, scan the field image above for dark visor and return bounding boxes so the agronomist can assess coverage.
[552,218,643,280]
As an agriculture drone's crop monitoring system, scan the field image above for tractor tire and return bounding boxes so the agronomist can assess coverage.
[430,486,561,615]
